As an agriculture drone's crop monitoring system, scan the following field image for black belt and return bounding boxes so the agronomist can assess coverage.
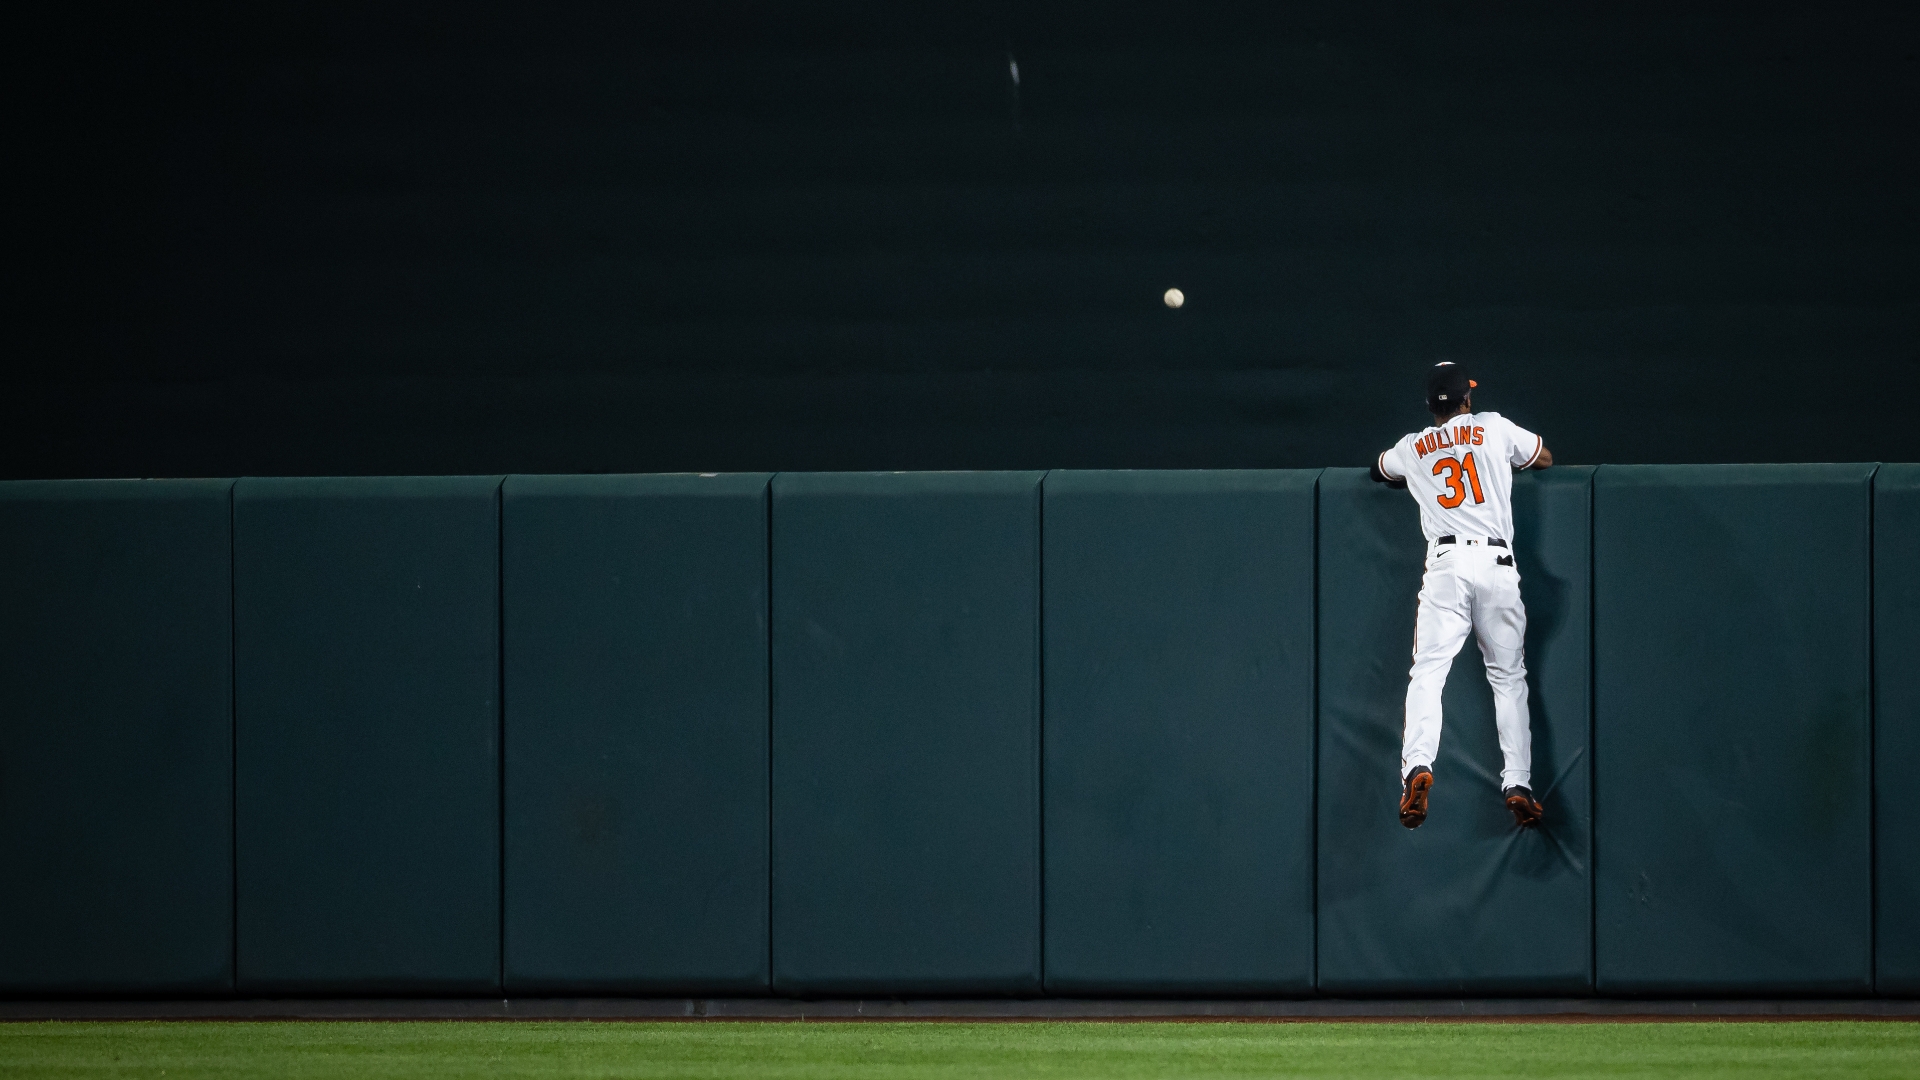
[1436,535,1506,548]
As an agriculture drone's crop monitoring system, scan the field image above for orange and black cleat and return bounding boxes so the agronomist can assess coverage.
[1399,766,1433,829]
[1503,785,1544,828]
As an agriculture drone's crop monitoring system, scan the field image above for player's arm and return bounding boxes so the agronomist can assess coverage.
[1370,447,1408,489]
[1501,418,1551,470]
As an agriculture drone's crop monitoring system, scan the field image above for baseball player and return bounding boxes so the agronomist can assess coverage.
[1370,362,1553,830]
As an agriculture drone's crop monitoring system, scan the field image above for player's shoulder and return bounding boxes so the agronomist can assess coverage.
[1379,429,1421,477]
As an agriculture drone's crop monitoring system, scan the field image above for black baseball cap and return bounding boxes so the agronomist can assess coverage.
[1426,362,1477,412]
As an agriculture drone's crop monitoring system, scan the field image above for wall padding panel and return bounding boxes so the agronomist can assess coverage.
[235,476,503,993]
[770,471,1042,994]
[1594,464,1873,995]
[1876,463,1920,995]
[1043,470,1316,994]
[503,473,770,993]
[1317,467,1593,994]
[0,480,235,993]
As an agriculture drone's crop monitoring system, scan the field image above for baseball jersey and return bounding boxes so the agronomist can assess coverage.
[1377,411,1544,543]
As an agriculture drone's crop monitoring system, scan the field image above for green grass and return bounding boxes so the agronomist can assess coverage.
[1,1020,1916,1079]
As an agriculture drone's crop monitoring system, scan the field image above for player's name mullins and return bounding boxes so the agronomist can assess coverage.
[1412,424,1486,458]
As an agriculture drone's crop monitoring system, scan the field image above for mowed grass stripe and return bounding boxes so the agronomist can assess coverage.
[1,1020,1916,1079]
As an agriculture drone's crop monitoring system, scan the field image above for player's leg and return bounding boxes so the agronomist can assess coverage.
[1471,556,1541,826]
[1403,558,1473,779]
[1401,561,1471,828]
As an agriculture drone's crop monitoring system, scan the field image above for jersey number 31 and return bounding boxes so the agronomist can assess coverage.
[1431,452,1486,508]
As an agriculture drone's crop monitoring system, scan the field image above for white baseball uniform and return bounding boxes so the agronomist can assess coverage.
[1376,411,1545,789]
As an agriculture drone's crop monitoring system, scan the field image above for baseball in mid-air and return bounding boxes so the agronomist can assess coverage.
[1163,287,1185,308]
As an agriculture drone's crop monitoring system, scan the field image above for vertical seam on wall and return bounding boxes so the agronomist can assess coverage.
[229,479,239,992]
[1310,470,1321,996]
[1868,464,1878,993]
[1036,471,1047,995]
[496,478,506,995]
[765,475,776,993]
[1588,468,1598,994]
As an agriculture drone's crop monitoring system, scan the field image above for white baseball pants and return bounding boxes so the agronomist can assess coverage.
[1401,540,1532,789]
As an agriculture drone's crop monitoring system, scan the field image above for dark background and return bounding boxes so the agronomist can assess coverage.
[10,1,1918,478]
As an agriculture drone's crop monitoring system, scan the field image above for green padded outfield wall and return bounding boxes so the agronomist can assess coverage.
[0,480,234,993]
[1317,467,1593,994]
[770,472,1043,994]
[502,473,770,992]
[1877,464,1920,995]
[234,476,503,993]
[1594,464,1873,995]
[1043,470,1316,994]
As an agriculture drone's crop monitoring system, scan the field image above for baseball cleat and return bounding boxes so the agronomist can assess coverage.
[1503,785,1544,828]
[1399,766,1433,829]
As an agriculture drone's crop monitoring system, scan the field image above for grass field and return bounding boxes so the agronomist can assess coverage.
[2,1020,1916,1079]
